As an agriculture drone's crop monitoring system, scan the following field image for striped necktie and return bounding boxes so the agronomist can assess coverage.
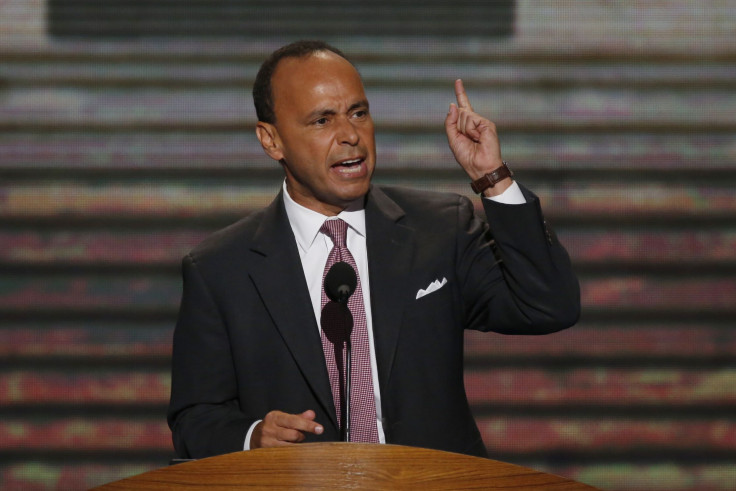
[319,218,379,443]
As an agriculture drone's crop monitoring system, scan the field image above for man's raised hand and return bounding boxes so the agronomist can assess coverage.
[444,79,506,185]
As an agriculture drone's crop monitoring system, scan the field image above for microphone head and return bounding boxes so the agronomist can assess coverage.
[325,261,357,303]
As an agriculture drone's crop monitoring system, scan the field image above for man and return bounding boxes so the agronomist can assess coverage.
[168,40,579,459]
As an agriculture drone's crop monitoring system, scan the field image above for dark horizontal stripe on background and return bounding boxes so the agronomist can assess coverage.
[47,1,515,38]
[464,324,736,363]
[2,60,736,90]
[2,275,734,311]
[3,230,736,268]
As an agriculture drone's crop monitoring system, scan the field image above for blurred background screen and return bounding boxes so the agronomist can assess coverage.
[1,1,735,489]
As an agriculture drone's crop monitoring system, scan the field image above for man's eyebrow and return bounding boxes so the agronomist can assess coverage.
[305,107,336,121]
[304,100,370,121]
[349,99,370,111]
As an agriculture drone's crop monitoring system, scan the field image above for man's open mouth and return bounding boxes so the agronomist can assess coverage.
[332,158,365,174]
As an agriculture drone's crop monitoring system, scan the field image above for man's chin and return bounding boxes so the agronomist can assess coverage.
[323,186,370,212]
[339,193,368,211]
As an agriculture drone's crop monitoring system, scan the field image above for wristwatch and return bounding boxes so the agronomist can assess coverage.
[470,161,513,194]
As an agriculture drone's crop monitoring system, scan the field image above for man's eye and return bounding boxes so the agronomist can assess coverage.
[314,117,328,125]
[353,110,367,118]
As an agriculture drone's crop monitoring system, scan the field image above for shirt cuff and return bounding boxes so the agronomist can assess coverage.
[243,419,262,450]
[483,181,526,205]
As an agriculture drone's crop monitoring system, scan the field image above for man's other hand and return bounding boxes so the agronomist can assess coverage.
[250,410,324,448]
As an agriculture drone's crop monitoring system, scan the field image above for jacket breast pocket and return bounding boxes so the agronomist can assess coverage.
[405,279,458,334]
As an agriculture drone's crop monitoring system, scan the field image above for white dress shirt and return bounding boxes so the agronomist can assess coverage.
[244,180,525,449]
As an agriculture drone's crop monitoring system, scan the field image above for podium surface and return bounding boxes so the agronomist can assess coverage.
[93,442,599,490]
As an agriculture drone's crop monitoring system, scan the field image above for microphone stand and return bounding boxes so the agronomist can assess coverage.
[323,261,357,443]
[344,336,351,442]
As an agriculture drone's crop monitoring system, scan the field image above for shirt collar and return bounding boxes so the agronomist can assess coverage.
[282,180,366,254]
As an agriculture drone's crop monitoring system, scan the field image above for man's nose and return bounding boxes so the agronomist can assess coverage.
[336,118,359,145]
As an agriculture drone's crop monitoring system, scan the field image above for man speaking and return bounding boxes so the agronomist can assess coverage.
[167,40,580,459]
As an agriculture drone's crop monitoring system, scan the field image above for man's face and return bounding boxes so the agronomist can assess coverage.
[256,51,376,216]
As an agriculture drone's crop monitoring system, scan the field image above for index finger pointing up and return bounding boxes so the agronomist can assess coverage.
[454,79,473,111]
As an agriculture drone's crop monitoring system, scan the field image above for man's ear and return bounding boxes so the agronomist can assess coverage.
[255,122,284,162]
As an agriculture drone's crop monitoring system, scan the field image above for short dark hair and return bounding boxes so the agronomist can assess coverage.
[252,40,351,124]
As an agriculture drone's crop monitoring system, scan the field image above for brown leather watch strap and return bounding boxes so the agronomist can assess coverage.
[470,161,513,194]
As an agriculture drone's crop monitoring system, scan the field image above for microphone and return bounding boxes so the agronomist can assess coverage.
[324,261,357,303]
[322,260,357,442]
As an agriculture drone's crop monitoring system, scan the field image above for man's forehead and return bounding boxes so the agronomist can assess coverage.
[270,52,365,107]
[274,50,355,79]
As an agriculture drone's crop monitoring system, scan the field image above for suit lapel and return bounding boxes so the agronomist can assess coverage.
[365,186,414,392]
[247,192,338,428]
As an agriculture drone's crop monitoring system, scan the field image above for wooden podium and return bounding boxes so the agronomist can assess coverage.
[92,443,598,490]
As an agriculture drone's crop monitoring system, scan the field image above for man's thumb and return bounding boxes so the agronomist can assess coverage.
[445,103,458,131]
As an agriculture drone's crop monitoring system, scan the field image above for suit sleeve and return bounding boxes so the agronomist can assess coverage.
[167,254,254,458]
[457,184,580,334]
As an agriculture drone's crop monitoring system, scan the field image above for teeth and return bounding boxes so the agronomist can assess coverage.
[339,164,363,174]
[340,159,361,165]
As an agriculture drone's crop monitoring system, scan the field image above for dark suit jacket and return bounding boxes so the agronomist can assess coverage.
[168,184,580,459]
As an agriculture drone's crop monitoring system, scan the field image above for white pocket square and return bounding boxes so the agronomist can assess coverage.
[416,277,447,299]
